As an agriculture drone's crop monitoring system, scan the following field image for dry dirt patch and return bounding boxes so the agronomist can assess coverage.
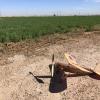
[0,33,100,100]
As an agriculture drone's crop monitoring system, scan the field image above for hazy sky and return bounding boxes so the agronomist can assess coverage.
[0,0,100,16]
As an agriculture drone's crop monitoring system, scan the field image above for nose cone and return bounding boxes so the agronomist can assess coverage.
[49,68,67,93]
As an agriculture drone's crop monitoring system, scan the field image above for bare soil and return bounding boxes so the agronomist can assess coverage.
[0,32,100,100]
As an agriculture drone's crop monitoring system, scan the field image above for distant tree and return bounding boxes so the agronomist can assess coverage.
[53,14,56,16]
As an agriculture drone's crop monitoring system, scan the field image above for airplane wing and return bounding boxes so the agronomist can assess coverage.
[64,53,92,74]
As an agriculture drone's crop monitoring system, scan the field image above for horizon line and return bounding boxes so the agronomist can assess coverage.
[0,14,100,17]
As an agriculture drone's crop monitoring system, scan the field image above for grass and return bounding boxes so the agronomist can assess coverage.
[0,16,100,42]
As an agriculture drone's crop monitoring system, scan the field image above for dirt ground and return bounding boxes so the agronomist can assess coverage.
[0,32,100,100]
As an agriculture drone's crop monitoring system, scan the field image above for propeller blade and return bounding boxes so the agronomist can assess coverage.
[51,54,55,77]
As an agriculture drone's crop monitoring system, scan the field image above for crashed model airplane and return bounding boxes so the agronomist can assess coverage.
[29,53,100,93]
[51,53,100,77]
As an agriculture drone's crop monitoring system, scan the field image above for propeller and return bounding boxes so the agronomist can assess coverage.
[51,54,55,77]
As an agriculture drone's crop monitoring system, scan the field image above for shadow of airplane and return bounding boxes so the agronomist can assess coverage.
[29,64,67,93]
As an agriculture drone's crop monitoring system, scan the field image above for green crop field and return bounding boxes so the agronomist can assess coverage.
[0,16,100,42]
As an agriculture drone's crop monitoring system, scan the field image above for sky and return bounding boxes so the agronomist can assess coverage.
[0,0,100,16]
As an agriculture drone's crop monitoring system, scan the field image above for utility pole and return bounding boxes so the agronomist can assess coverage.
[0,10,1,17]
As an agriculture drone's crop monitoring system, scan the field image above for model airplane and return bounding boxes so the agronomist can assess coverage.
[51,53,100,77]
[29,53,100,93]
